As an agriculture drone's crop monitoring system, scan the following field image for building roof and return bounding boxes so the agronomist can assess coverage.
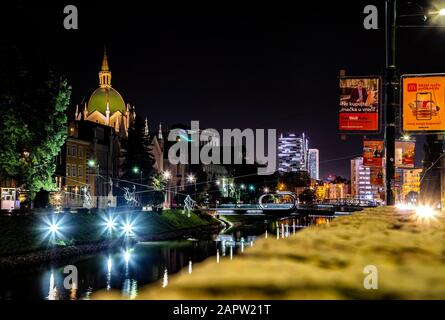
[88,87,126,114]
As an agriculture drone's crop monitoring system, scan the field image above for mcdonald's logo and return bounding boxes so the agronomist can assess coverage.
[407,83,417,92]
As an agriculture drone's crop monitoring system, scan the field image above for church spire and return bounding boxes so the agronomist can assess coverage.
[101,46,109,71]
[158,122,163,140]
[99,46,112,88]
[144,117,149,136]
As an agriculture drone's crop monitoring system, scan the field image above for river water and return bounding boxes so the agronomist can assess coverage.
[0,215,335,300]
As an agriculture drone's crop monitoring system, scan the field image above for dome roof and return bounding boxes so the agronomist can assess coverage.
[88,87,126,114]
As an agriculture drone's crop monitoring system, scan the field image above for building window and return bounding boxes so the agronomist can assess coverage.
[78,146,83,158]
[72,146,77,157]
[67,145,71,157]
[66,164,71,177]
[78,165,82,177]
[72,164,76,177]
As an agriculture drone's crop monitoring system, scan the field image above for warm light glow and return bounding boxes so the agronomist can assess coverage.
[415,205,437,220]
[187,174,195,183]
[395,203,415,211]
[402,134,411,141]
[162,171,171,180]
[263,187,269,193]
[54,193,61,201]
[439,8,445,16]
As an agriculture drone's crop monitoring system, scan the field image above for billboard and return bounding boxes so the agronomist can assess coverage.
[339,77,381,132]
[402,75,445,132]
[395,140,415,168]
[363,140,384,167]
[370,167,384,187]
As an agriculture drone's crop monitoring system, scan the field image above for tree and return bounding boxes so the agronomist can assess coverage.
[0,46,71,203]
[118,116,155,205]
[280,171,311,192]
[298,189,316,204]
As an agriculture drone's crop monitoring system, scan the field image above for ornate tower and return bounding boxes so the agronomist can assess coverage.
[99,48,112,88]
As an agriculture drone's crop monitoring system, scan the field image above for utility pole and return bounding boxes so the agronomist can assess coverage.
[385,0,397,205]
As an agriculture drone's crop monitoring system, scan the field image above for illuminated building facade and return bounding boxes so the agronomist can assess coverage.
[278,133,309,173]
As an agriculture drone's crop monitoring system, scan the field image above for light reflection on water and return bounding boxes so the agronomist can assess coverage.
[0,214,338,300]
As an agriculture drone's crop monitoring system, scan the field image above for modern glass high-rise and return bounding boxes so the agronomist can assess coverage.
[308,149,319,180]
[277,133,309,173]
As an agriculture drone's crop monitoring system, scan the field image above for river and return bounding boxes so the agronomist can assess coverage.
[0,214,335,300]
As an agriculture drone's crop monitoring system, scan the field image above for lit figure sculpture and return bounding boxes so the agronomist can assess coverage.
[83,186,93,209]
[124,185,137,206]
[183,195,197,217]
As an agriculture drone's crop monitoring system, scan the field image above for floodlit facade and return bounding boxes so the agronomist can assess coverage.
[278,133,309,173]
[350,157,373,200]
[308,149,319,180]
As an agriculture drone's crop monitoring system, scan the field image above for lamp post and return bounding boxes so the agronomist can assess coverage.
[187,174,196,192]
[384,0,445,205]
[88,159,99,209]
[132,166,142,184]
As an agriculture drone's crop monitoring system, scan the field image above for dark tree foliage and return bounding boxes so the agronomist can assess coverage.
[118,116,155,205]
[0,46,70,201]
[279,171,311,191]
[298,188,316,204]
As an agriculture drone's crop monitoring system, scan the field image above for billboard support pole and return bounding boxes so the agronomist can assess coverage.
[384,0,397,205]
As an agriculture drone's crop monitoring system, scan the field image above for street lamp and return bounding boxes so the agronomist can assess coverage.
[88,159,99,208]
[162,170,171,180]
[187,174,196,192]
[132,166,142,184]
[383,1,445,205]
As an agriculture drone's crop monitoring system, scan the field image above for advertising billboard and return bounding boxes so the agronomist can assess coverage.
[339,77,381,132]
[370,167,384,187]
[395,140,415,168]
[402,74,445,132]
[363,139,384,167]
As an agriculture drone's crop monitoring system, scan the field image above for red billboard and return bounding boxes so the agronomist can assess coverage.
[395,140,415,168]
[363,140,384,167]
[370,167,384,186]
[339,77,381,132]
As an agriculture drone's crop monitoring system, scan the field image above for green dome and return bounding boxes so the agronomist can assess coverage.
[88,87,126,114]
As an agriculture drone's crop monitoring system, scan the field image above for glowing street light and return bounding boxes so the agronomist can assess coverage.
[132,166,140,174]
[414,205,437,221]
[263,187,269,193]
[88,159,96,168]
[240,184,246,190]
[249,185,255,191]
[162,170,171,180]
[187,174,196,191]
[41,215,67,242]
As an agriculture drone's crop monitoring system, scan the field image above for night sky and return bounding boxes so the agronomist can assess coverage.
[3,0,445,178]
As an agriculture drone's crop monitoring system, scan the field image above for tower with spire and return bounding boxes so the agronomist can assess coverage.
[75,47,134,137]
[99,47,112,88]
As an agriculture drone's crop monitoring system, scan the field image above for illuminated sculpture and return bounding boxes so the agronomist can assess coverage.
[183,195,197,217]
[124,185,137,206]
[83,186,93,209]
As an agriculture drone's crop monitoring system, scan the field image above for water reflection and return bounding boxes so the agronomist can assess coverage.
[0,213,339,300]
[106,256,112,291]
[162,268,168,288]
